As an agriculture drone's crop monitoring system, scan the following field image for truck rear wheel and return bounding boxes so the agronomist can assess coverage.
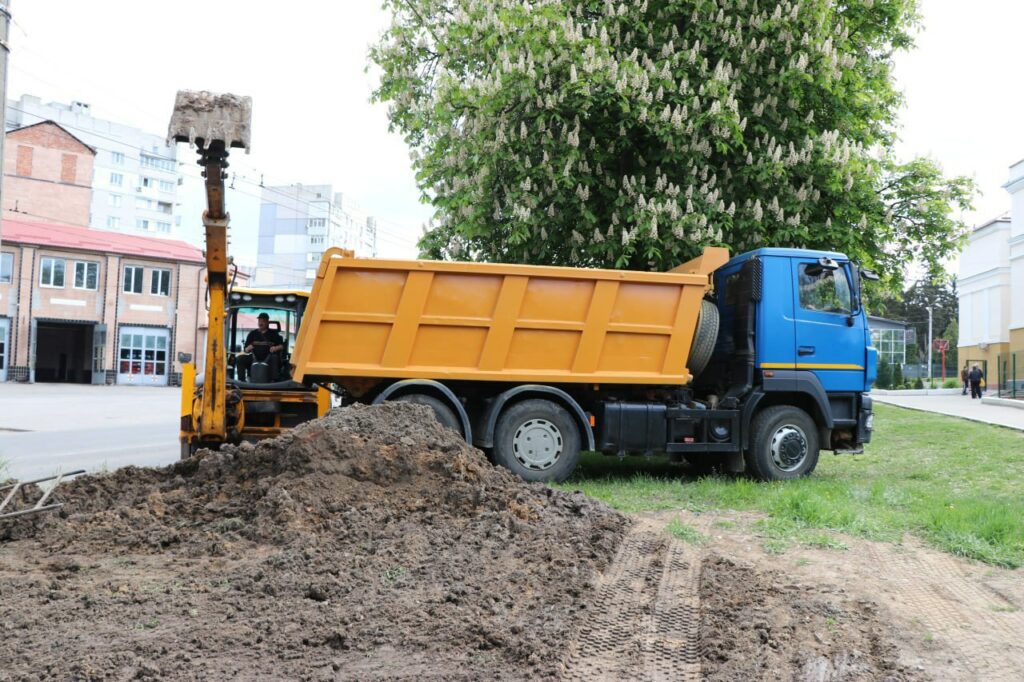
[493,399,581,483]
[745,406,819,481]
[393,394,462,436]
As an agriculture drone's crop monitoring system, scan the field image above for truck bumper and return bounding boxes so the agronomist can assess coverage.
[856,394,873,444]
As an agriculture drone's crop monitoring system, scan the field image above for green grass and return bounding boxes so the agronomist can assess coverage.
[665,519,707,545]
[555,404,1024,568]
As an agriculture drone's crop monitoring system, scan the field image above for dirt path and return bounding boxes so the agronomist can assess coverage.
[563,510,1024,681]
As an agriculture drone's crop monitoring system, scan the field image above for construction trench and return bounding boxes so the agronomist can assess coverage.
[1,404,928,680]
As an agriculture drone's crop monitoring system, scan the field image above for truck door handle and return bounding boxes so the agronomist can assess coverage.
[798,346,815,356]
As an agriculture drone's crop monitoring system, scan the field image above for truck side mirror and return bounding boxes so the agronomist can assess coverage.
[805,257,839,277]
[860,268,880,281]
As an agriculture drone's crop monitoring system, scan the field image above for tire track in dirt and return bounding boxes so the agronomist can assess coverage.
[560,523,702,681]
[864,541,1024,679]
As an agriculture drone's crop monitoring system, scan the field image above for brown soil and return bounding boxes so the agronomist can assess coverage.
[3,406,1003,680]
[0,403,626,681]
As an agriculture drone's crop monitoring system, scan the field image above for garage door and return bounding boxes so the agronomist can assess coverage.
[117,327,170,386]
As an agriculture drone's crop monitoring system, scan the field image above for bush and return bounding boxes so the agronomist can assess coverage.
[877,358,892,390]
[914,378,925,389]
[943,379,959,389]
[893,363,904,388]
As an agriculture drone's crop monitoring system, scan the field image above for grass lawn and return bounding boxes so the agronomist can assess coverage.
[556,403,1024,568]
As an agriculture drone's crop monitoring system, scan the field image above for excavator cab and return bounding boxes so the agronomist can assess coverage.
[225,288,308,384]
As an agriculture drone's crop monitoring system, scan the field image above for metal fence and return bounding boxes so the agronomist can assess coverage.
[997,352,1023,399]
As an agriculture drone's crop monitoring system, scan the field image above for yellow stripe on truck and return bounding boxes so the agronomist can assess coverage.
[761,362,864,370]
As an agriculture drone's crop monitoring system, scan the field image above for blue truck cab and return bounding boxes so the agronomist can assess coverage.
[593,247,876,482]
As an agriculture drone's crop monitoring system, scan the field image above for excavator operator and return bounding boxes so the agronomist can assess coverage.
[237,312,284,382]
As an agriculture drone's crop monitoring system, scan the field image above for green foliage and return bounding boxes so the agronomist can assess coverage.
[942,318,959,370]
[556,404,1024,567]
[372,0,975,283]
[666,519,708,545]
[876,356,892,389]
[913,377,924,389]
[892,363,903,388]
[942,378,958,389]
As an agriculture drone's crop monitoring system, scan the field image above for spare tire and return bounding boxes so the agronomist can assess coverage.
[687,299,719,379]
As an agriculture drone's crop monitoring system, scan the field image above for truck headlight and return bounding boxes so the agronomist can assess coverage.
[865,413,874,431]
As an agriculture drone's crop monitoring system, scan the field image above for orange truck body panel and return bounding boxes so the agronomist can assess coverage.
[291,247,729,387]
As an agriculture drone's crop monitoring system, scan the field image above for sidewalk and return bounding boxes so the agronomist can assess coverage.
[872,392,1024,431]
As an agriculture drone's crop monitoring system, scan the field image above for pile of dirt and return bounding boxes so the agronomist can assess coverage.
[699,554,922,681]
[0,403,628,681]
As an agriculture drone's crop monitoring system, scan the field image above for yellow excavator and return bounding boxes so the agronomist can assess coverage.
[169,91,329,457]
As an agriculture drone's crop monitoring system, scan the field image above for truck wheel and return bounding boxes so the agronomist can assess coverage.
[493,399,581,483]
[394,394,463,437]
[688,300,719,379]
[745,406,819,481]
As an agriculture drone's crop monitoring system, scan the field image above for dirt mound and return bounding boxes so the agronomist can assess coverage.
[699,554,922,681]
[0,403,628,681]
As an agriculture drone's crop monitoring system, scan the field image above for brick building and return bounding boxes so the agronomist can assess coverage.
[3,120,95,226]
[0,218,210,385]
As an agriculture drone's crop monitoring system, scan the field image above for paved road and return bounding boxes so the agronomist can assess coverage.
[873,393,1024,431]
[0,384,180,482]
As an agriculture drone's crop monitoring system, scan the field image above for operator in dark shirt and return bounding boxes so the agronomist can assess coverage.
[237,312,285,382]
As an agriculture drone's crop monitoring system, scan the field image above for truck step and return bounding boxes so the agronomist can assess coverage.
[834,447,864,455]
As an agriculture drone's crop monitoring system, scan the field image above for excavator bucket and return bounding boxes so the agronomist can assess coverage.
[167,90,252,152]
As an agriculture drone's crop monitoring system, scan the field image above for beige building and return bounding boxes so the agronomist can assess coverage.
[3,120,95,227]
[0,218,207,385]
[958,159,1024,388]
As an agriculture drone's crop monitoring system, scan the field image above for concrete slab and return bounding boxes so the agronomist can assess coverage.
[873,393,1024,431]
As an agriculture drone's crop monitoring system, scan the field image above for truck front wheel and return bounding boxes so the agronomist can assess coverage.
[493,399,581,483]
[746,406,819,481]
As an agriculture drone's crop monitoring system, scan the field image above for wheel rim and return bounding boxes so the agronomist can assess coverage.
[512,418,563,471]
[770,424,808,472]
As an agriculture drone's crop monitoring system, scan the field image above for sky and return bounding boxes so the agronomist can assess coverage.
[6,0,1024,273]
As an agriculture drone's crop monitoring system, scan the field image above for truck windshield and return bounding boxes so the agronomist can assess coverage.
[798,264,851,314]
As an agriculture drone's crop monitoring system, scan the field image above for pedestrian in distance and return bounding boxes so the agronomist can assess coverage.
[961,365,969,395]
[968,364,984,400]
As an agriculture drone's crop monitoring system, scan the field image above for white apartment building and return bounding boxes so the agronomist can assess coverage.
[255,184,378,288]
[6,95,182,238]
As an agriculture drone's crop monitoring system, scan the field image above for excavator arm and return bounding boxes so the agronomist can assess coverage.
[168,91,251,448]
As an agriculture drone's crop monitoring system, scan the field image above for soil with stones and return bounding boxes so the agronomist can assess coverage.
[0,403,627,681]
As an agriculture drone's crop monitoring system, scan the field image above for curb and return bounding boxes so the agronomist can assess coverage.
[871,388,962,396]
[982,396,1024,410]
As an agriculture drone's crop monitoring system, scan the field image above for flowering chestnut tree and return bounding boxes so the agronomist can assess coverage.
[371,0,973,281]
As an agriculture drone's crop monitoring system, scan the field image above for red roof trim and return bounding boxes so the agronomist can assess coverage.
[1,218,204,263]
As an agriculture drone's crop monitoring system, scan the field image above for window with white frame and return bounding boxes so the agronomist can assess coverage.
[40,257,66,288]
[141,177,153,189]
[155,221,171,233]
[310,235,324,245]
[111,151,125,165]
[74,261,99,290]
[308,218,326,229]
[136,219,151,231]
[140,154,175,172]
[107,216,120,229]
[150,269,171,296]
[110,172,123,187]
[123,265,144,294]
[1,252,12,284]
[158,179,174,193]
[108,194,122,208]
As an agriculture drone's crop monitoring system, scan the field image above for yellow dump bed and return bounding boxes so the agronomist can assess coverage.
[291,247,729,387]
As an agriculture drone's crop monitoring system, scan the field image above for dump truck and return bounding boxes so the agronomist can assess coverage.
[285,245,876,482]
[173,91,876,482]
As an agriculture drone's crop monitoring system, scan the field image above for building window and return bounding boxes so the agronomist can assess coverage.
[16,145,33,176]
[74,261,99,290]
[111,151,125,165]
[158,179,174,193]
[310,235,324,245]
[308,218,326,229]
[157,201,172,214]
[123,265,144,294]
[107,216,121,229]
[136,198,153,210]
[305,269,317,280]
[151,269,171,296]
[0,252,12,284]
[110,172,124,187]
[871,329,907,366]
[140,154,175,172]
[61,154,78,183]
[108,194,122,208]
[155,221,171,233]
[40,257,66,288]
[798,264,851,314]
[141,177,153,189]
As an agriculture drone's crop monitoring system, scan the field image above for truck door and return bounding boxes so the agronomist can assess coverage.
[791,258,865,392]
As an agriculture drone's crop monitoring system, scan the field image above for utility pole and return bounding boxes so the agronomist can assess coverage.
[0,0,10,249]
[926,305,933,384]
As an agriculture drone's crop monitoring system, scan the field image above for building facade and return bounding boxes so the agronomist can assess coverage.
[6,95,182,239]
[3,121,95,226]
[957,159,1024,383]
[0,218,206,386]
[255,184,378,288]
